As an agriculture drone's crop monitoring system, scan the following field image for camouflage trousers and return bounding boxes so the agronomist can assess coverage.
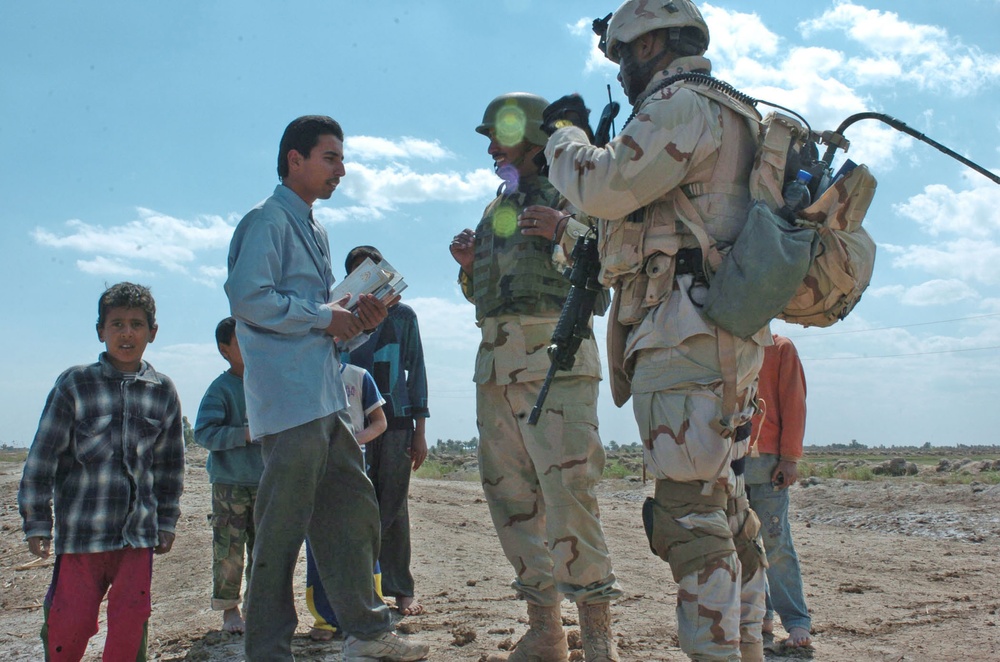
[631,340,765,661]
[211,482,257,610]
[477,376,622,606]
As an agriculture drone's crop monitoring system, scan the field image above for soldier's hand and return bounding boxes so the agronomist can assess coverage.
[519,205,571,241]
[450,229,476,275]
[542,94,593,140]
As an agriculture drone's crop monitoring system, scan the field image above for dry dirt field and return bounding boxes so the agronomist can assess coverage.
[3,447,1000,661]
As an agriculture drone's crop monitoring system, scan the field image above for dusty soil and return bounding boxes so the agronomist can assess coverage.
[3,449,1000,662]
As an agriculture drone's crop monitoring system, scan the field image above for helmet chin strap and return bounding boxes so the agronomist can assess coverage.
[621,41,674,105]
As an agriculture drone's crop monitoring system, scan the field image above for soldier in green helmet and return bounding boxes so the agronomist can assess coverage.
[543,1,770,661]
[449,93,622,662]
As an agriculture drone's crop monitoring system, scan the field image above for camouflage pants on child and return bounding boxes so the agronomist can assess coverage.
[211,483,257,610]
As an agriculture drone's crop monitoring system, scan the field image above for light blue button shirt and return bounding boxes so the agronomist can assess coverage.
[226,184,347,438]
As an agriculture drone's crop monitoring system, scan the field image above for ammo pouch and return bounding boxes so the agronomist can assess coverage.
[732,501,768,583]
[702,202,819,339]
[641,480,735,583]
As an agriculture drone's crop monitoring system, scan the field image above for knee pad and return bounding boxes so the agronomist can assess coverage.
[642,480,736,582]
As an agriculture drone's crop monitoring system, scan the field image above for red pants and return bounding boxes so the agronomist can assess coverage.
[42,548,152,662]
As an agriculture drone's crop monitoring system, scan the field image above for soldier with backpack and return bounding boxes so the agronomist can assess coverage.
[543,1,770,660]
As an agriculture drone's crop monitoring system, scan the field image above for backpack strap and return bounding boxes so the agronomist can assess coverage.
[680,182,747,198]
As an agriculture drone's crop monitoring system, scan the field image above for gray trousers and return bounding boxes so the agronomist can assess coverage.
[366,426,415,598]
[244,411,392,661]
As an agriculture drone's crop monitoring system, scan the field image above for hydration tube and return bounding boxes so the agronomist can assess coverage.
[819,112,1000,185]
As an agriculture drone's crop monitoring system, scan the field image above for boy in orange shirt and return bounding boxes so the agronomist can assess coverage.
[747,334,812,649]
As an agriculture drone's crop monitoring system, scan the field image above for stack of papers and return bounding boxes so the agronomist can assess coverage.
[330,257,407,310]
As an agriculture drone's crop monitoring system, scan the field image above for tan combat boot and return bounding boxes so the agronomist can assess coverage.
[578,602,619,662]
[487,603,568,662]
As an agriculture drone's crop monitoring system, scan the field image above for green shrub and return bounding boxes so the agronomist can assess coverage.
[415,459,455,480]
[603,459,633,479]
[839,465,875,481]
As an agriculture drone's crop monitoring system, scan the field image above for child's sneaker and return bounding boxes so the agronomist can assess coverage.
[342,630,429,661]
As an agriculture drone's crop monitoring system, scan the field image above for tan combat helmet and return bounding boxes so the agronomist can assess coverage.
[601,0,710,63]
[476,93,550,148]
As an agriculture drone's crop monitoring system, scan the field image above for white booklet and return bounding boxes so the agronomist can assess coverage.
[330,257,408,310]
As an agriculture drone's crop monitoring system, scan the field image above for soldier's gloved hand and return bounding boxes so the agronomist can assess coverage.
[542,94,594,141]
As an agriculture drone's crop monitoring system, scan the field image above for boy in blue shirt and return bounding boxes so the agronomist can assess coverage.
[194,317,264,635]
[343,246,430,617]
[305,361,386,641]
[18,282,184,661]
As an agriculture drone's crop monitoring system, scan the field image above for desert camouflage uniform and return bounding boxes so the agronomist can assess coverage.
[546,56,769,660]
[460,174,621,607]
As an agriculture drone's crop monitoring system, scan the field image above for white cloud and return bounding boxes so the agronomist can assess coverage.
[888,238,1000,286]
[34,210,233,258]
[32,209,235,276]
[867,284,905,298]
[198,265,227,280]
[76,256,150,278]
[702,4,781,67]
[894,177,1000,237]
[899,279,979,306]
[346,136,453,162]
[799,1,1000,95]
[690,7,909,170]
[338,163,497,210]
[314,204,386,226]
[569,17,616,75]
[406,296,480,348]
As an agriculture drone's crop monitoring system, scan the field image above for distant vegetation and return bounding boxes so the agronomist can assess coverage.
[424,438,1000,484]
[4,435,999,486]
[0,447,28,463]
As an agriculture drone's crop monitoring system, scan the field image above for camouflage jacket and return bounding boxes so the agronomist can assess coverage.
[460,176,602,385]
[545,56,769,404]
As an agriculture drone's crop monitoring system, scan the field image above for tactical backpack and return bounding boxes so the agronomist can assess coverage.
[664,75,878,338]
[746,110,877,330]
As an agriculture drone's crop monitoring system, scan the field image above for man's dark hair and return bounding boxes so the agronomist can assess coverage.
[96,282,156,330]
[215,316,237,346]
[345,245,383,274]
[277,115,344,179]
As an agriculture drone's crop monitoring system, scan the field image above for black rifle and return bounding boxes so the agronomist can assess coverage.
[528,90,619,426]
[528,227,603,425]
[594,84,620,148]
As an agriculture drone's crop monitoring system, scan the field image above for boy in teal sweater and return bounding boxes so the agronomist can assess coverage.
[194,317,264,634]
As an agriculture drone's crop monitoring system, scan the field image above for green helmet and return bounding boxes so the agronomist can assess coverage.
[476,92,550,148]
[603,0,709,64]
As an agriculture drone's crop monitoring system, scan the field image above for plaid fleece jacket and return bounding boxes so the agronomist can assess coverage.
[18,354,184,555]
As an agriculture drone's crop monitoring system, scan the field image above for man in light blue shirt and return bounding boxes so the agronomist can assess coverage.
[226,115,429,662]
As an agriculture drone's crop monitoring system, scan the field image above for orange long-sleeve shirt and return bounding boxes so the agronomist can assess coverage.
[751,334,806,461]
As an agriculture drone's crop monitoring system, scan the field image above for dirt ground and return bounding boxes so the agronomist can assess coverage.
[3,449,1000,662]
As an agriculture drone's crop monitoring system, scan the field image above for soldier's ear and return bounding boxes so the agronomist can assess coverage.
[632,31,662,63]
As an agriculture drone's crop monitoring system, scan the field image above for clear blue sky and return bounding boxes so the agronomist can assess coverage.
[3,1,999,448]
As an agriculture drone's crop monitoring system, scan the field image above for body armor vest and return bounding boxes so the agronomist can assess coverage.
[472,176,570,321]
[598,82,758,325]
